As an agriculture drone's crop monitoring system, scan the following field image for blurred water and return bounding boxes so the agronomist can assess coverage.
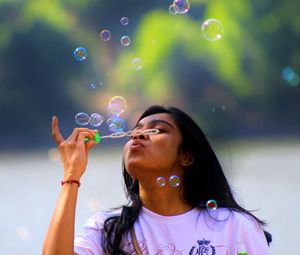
[0,140,299,254]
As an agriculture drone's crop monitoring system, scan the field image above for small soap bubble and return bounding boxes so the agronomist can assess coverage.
[100,81,104,86]
[221,106,226,111]
[156,176,166,187]
[86,197,101,213]
[169,4,179,14]
[100,29,112,41]
[120,35,131,46]
[90,83,96,90]
[151,40,158,46]
[169,175,181,187]
[73,47,87,61]
[211,108,216,112]
[206,199,218,210]
[201,19,224,42]
[107,117,113,126]
[89,113,104,127]
[282,67,299,86]
[132,58,144,70]
[108,123,117,132]
[75,112,90,126]
[48,148,60,162]
[16,226,32,242]
[173,0,190,14]
[120,16,129,26]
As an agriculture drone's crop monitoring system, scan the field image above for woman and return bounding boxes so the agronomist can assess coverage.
[43,105,271,255]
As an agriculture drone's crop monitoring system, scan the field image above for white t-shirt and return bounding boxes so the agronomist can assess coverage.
[74,207,270,255]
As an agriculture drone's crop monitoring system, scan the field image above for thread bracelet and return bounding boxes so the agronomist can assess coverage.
[61,179,81,187]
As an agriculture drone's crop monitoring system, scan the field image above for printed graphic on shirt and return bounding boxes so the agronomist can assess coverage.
[122,238,228,255]
[155,243,182,255]
[189,239,230,255]
[121,239,149,255]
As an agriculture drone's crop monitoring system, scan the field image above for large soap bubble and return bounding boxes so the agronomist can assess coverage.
[201,19,224,42]
[75,112,90,125]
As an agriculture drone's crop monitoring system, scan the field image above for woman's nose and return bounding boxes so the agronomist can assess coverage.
[131,130,149,140]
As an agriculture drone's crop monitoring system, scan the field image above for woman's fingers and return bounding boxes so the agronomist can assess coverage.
[77,131,95,143]
[51,116,65,145]
[68,128,98,143]
[77,132,98,152]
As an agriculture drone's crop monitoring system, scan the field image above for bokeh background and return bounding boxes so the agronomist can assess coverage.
[0,0,299,254]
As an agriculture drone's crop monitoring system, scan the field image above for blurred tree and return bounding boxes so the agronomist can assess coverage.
[0,0,299,150]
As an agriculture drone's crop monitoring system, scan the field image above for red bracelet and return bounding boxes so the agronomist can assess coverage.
[61,179,81,187]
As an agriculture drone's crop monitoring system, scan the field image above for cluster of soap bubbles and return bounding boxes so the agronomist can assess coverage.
[168,0,224,42]
[169,0,190,15]
[156,175,181,187]
[75,96,127,132]
[99,17,131,46]
[75,112,104,127]
[106,96,127,132]
[98,17,144,70]
[282,67,299,86]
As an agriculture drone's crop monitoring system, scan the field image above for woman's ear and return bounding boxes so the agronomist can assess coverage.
[180,152,194,167]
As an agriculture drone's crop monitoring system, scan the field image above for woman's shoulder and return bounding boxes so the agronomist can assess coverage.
[228,209,263,231]
[82,208,122,230]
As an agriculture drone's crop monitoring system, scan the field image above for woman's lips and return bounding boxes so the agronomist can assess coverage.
[130,140,145,150]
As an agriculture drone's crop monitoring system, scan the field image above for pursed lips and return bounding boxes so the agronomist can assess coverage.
[130,140,146,149]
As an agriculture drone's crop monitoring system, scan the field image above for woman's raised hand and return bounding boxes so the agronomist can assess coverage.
[51,116,98,181]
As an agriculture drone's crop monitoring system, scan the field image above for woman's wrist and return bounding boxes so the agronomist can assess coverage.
[61,179,81,187]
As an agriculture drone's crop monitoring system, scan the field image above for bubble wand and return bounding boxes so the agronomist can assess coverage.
[84,129,159,143]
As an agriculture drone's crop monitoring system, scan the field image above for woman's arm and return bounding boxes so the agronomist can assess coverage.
[42,116,98,255]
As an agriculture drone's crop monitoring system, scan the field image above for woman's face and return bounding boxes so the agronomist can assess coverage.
[123,113,184,180]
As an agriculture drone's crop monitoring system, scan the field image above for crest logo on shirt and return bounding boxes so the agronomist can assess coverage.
[189,239,216,255]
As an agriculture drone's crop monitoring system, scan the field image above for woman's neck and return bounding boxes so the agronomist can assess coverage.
[139,184,193,216]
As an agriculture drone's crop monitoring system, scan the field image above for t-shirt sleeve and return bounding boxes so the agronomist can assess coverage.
[240,220,270,255]
[74,211,106,255]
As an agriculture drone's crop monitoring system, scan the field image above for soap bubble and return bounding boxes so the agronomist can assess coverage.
[100,29,112,41]
[205,199,231,222]
[201,19,224,41]
[173,0,190,14]
[132,58,144,70]
[73,47,87,61]
[120,17,129,26]
[282,67,299,86]
[86,197,101,213]
[108,117,126,132]
[169,175,181,187]
[120,35,131,46]
[169,4,179,14]
[75,112,90,125]
[48,148,60,162]
[206,199,218,210]
[16,226,32,242]
[108,96,127,116]
[89,113,104,127]
[90,83,96,90]
[156,177,166,187]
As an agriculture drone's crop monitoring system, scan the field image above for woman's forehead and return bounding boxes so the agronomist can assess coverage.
[137,113,176,126]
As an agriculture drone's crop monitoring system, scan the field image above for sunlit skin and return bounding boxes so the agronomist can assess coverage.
[123,113,193,216]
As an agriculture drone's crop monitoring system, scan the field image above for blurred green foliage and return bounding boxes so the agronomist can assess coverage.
[0,0,299,149]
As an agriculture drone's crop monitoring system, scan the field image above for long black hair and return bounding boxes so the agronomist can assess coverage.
[102,105,268,254]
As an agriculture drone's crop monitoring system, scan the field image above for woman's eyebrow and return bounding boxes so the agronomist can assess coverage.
[135,119,174,129]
